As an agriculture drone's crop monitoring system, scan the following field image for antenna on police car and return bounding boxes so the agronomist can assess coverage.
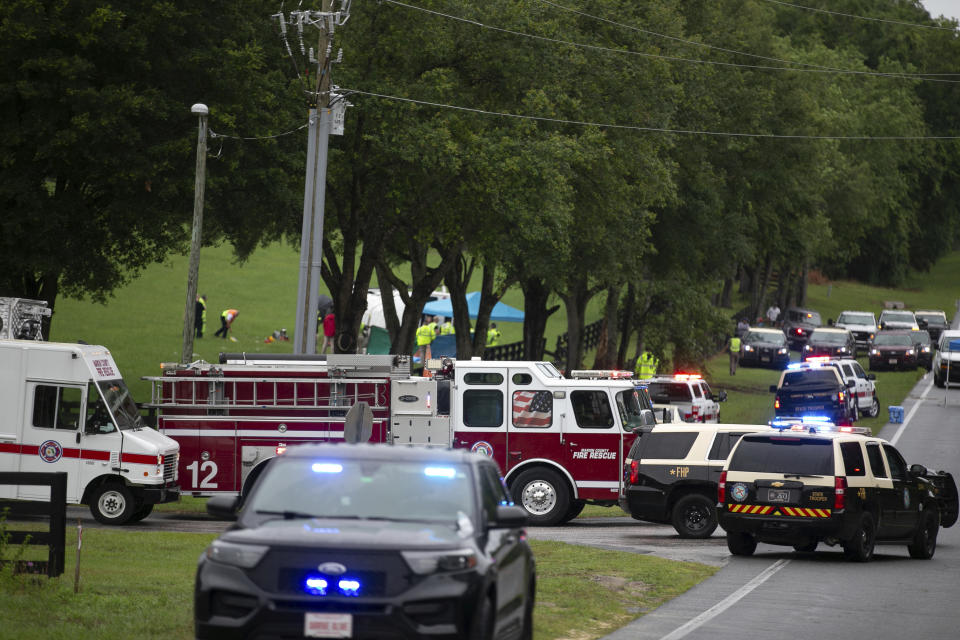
[343,401,373,444]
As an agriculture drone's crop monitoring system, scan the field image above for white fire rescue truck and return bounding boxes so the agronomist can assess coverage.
[0,340,180,525]
[144,353,657,525]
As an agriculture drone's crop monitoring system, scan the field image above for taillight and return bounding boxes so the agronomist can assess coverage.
[838,391,844,403]
[629,460,639,485]
[718,471,727,503]
[834,476,846,511]
[774,397,780,409]
[796,328,803,335]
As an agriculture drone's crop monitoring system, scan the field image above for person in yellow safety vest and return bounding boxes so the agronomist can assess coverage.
[215,309,239,340]
[415,316,440,363]
[194,294,207,338]
[727,333,742,376]
[635,351,658,379]
[486,323,502,346]
[440,317,455,335]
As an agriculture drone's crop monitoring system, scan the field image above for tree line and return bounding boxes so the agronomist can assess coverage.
[2,1,958,372]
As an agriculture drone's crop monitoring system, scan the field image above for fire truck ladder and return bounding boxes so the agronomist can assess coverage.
[142,375,390,414]
[0,297,51,341]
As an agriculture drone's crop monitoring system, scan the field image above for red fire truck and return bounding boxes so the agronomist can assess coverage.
[144,353,656,525]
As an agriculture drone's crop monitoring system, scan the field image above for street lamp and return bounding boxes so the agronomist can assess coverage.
[181,103,209,363]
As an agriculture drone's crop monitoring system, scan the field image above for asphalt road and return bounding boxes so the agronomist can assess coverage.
[603,371,960,640]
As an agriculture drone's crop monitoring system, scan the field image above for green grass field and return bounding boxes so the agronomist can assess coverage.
[0,526,714,640]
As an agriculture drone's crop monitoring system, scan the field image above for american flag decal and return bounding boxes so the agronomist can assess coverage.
[513,391,553,428]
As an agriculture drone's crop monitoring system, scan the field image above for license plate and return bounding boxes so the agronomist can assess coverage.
[760,356,770,362]
[767,489,790,503]
[801,405,824,411]
[888,358,898,364]
[305,613,352,638]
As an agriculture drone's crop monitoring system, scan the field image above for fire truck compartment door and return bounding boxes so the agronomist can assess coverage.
[17,382,85,502]
[391,378,449,446]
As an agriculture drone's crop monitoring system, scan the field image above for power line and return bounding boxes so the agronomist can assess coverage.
[340,87,960,140]
[757,0,959,31]
[537,0,960,77]
[209,121,311,141]
[382,0,960,84]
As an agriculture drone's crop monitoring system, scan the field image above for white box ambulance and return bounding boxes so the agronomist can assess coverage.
[0,340,180,524]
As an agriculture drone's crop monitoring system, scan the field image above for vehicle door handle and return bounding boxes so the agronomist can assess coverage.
[509,451,522,459]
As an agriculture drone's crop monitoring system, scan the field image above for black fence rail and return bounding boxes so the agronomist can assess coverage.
[550,318,605,365]
[484,338,546,362]
[0,472,67,577]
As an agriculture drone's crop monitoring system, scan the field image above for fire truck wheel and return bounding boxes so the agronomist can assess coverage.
[511,468,570,526]
[89,483,135,525]
[562,500,586,523]
[671,493,718,539]
[129,502,155,523]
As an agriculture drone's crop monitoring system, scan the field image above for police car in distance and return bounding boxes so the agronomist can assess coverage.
[801,328,856,362]
[195,443,536,640]
[803,357,880,418]
[770,361,859,425]
[619,423,773,538]
[719,428,958,561]
[834,311,877,354]
[878,309,919,331]
[782,307,822,350]
[645,374,726,423]
[739,328,790,369]
[915,310,949,343]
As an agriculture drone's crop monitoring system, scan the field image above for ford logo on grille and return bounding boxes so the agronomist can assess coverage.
[398,395,419,403]
[318,562,347,575]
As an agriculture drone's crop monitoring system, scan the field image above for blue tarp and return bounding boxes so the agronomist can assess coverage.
[422,292,524,323]
[950,339,960,351]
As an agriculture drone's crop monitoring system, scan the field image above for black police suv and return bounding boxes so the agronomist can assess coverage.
[719,431,958,561]
[740,328,790,369]
[916,310,949,343]
[195,443,535,640]
[770,364,858,425]
[801,328,856,362]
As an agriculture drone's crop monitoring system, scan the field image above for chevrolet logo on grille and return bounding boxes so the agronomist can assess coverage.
[771,481,785,488]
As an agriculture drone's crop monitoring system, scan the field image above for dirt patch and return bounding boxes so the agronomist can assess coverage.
[591,575,651,598]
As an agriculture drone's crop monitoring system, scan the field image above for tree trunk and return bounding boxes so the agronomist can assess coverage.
[559,278,591,373]
[443,253,475,360]
[719,276,733,308]
[798,257,809,307]
[616,283,635,369]
[376,263,401,342]
[593,285,620,369]
[521,276,553,361]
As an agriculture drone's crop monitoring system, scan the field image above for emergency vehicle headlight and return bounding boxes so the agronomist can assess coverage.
[206,540,269,568]
[743,345,754,352]
[401,549,476,574]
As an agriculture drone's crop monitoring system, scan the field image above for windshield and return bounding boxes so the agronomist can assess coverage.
[617,389,646,431]
[916,313,945,326]
[837,313,874,325]
[246,457,475,524]
[88,379,144,432]
[809,331,848,344]
[647,382,693,403]
[881,311,915,324]
[537,362,564,378]
[745,331,786,346]
[790,310,821,325]
[873,333,914,347]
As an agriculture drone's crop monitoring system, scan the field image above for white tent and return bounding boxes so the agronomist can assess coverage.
[362,289,406,329]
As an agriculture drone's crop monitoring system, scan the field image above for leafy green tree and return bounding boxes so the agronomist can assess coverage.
[0,1,303,330]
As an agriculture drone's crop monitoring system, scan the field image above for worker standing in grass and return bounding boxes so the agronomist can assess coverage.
[194,294,207,338]
[727,333,742,376]
[215,309,239,341]
[486,323,502,347]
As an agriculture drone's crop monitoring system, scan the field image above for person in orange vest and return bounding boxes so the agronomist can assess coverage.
[215,309,239,340]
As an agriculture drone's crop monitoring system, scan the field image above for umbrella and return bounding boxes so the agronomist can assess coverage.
[422,292,524,322]
[317,294,334,317]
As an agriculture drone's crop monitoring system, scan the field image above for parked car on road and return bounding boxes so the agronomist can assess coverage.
[801,328,856,362]
[619,423,771,538]
[783,307,822,350]
[933,330,960,388]
[194,443,536,640]
[834,311,877,354]
[719,430,959,561]
[868,331,919,371]
[807,357,880,418]
[740,328,791,369]
[878,309,919,331]
[915,310,949,344]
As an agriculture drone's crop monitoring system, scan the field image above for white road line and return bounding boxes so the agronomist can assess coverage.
[658,559,791,640]
[890,377,934,446]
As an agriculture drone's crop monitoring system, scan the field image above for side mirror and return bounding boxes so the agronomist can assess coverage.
[640,409,657,427]
[660,408,672,423]
[207,494,240,520]
[717,391,728,402]
[909,464,929,477]
[494,505,529,528]
[769,385,778,393]
[846,379,856,388]
[867,373,876,381]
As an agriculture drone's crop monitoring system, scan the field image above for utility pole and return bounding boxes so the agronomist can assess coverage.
[181,103,209,364]
[289,0,349,355]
